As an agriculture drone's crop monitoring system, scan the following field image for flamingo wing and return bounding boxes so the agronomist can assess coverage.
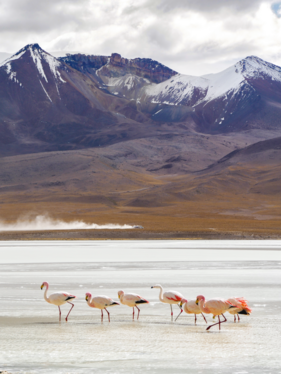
[49,292,76,305]
[227,297,252,314]
[205,299,232,315]
[90,296,115,309]
[164,291,183,303]
[121,293,148,306]
[185,300,201,314]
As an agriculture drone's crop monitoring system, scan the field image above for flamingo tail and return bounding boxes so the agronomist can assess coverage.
[136,299,149,304]
[238,309,251,315]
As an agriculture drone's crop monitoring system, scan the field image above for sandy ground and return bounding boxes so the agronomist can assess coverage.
[0,229,280,240]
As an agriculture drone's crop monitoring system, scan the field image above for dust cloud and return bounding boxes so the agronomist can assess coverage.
[0,215,136,231]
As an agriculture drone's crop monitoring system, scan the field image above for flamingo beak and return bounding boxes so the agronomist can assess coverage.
[179,302,183,307]
[151,286,153,288]
[118,295,120,299]
[195,299,199,305]
[40,284,44,290]
[85,295,89,301]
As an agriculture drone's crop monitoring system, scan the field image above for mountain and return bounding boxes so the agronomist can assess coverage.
[1,44,281,157]
[59,53,281,133]
[0,44,165,155]
[142,55,281,132]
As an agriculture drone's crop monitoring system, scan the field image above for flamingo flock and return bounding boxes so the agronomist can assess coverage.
[41,282,252,330]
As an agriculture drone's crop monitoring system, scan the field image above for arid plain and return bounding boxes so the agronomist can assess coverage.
[1,128,281,240]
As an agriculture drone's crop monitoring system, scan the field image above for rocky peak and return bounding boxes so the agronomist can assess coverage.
[108,53,177,83]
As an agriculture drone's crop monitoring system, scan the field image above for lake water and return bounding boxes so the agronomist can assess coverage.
[0,240,281,374]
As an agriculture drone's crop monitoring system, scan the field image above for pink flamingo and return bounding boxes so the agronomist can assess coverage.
[196,295,238,330]
[41,281,76,322]
[175,298,207,323]
[118,290,149,320]
[227,297,252,322]
[151,284,183,321]
[85,293,119,322]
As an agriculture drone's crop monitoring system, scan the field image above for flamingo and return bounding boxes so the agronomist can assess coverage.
[118,290,149,320]
[196,295,239,330]
[175,298,207,324]
[151,284,183,321]
[85,293,119,322]
[41,281,76,322]
[226,297,252,322]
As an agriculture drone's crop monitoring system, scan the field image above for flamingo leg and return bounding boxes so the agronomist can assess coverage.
[58,306,61,322]
[175,308,183,322]
[65,302,74,322]
[201,313,207,323]
[135,305,140,320]
[170,304,173,321]
[104,308,110,322]
[206,313,227,331]
[101,309,103,322]
[132,307,135,320]
[234,315,236,322]
[237,314,240,322]
[195,314,197,324]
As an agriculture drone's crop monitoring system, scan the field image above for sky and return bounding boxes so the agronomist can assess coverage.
[1,0,281,75]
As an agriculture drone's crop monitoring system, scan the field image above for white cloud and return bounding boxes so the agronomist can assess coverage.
[0,0,281,75]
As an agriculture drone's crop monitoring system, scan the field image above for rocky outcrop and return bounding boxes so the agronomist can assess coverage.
[107,53,177,83]
[59,54,108,73]
[60,53,177,84]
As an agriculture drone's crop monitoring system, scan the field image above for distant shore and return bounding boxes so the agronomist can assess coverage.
[0,229,280,240]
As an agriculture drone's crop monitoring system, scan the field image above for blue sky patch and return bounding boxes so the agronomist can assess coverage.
[271,2,281,17]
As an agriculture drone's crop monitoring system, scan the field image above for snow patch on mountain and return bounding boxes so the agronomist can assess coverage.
[40,80,52,102]
[236,56,281,81]
[29,46,48,82]
[144,56,281,108]
[145,74,209,106]
[202,65,244,103]
[4,62,22,85]
[0,50,25,68]
[43,52,65,83]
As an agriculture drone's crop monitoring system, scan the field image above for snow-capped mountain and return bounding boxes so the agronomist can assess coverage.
[59,52,281,132]
[1,43,281,156]
[0,44,139,153]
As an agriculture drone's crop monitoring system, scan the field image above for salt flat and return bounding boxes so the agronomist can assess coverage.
[0,240,281,374]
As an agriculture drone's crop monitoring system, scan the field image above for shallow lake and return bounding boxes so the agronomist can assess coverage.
[0,240,281,374]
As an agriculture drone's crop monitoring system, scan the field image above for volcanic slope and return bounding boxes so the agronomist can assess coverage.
[0,44,165,156]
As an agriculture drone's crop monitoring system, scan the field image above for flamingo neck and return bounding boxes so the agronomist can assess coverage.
[198,299,210,313]
[158,286,164,302]
[44,284,50,304]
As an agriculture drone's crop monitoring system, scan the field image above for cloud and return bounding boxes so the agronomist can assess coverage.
[139,0,268,15]
[0,0,280,75]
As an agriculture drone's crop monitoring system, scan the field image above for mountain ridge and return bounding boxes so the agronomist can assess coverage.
[0,43,281,157]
